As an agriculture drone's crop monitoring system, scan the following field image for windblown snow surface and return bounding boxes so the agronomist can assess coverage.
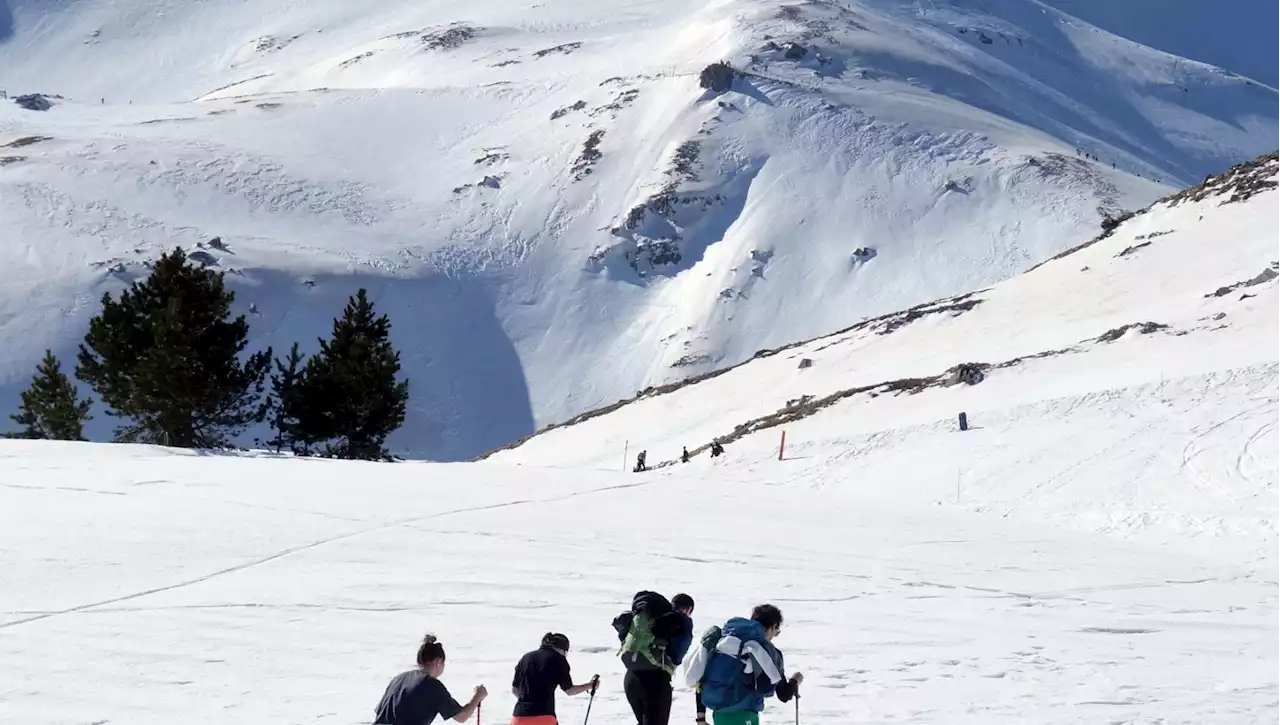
[0,0,1276,458]
[1,157,1276,723]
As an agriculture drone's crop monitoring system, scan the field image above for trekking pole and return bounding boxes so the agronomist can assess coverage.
[794,689,801,725]
[583,676,599,724]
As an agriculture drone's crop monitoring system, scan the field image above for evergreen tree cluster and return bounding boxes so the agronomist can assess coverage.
[6,351,92,441]
[4,247,409,461]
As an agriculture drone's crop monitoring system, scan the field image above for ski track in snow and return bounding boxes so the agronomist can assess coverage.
[0,477,660,630]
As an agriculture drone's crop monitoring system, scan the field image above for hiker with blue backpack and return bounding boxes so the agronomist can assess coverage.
[684,604,802,725]
[613,591,697,725]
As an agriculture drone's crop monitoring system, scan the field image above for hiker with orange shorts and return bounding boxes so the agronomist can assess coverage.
[510,632,599,724]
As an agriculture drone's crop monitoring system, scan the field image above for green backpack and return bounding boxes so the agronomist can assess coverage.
[617,591,677,675]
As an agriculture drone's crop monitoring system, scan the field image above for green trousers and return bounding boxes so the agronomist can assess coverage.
[711,711,761,725]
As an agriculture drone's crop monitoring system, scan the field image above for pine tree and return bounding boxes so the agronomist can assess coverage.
[7,350,93,440]
[294,288,409,460]
[76,247,272,448]
[265,342,307,454]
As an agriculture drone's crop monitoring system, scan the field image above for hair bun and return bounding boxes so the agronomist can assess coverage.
[416,633,446,667]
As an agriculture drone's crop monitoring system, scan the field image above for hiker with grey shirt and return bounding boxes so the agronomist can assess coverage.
[374,634,487,724]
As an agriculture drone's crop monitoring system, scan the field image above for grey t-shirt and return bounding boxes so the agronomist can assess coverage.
[374,670,463,724]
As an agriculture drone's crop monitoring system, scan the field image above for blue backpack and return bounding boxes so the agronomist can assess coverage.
[698,617,785,712]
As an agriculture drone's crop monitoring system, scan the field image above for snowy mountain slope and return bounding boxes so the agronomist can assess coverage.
[492,153,1279,558]
[0,0,1275,459]
[1039,0,1279,87]
[2,437,1275,724]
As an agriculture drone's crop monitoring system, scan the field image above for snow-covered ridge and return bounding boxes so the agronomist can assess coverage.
[494,151,1280,471]
[0,0,1276,459]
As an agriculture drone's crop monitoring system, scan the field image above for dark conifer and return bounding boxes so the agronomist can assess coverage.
[265,342,307,454]
[294,288,408,460]
[76,247,270,447]
[7,350,92,440]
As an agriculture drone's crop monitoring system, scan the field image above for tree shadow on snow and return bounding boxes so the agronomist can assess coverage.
[234,268,535,462]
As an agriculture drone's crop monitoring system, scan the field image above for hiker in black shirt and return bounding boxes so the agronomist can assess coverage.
[511,632,599,724]
[374,634,487,724]
[612,592,696,725]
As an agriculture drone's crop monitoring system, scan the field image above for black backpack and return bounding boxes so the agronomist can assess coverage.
[615,591,683,674]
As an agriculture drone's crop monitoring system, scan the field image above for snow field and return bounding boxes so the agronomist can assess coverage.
[1,437,1274,724]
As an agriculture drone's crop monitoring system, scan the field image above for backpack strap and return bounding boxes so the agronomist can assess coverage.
[735,637,754,678]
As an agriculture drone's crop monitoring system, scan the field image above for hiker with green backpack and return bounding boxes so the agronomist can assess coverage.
[612,591,697,725]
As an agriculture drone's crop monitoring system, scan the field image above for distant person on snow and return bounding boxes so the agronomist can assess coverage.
[709,441,725,458]
[681,447,690,464]
[613,591,696,725]
[511,632,599,725]
[373,634,487,724]
[684,604,801,725]
[635,450,648,472]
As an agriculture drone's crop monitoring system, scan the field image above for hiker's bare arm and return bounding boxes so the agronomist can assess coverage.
[565,675,599,696]
[451,685,487,722]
